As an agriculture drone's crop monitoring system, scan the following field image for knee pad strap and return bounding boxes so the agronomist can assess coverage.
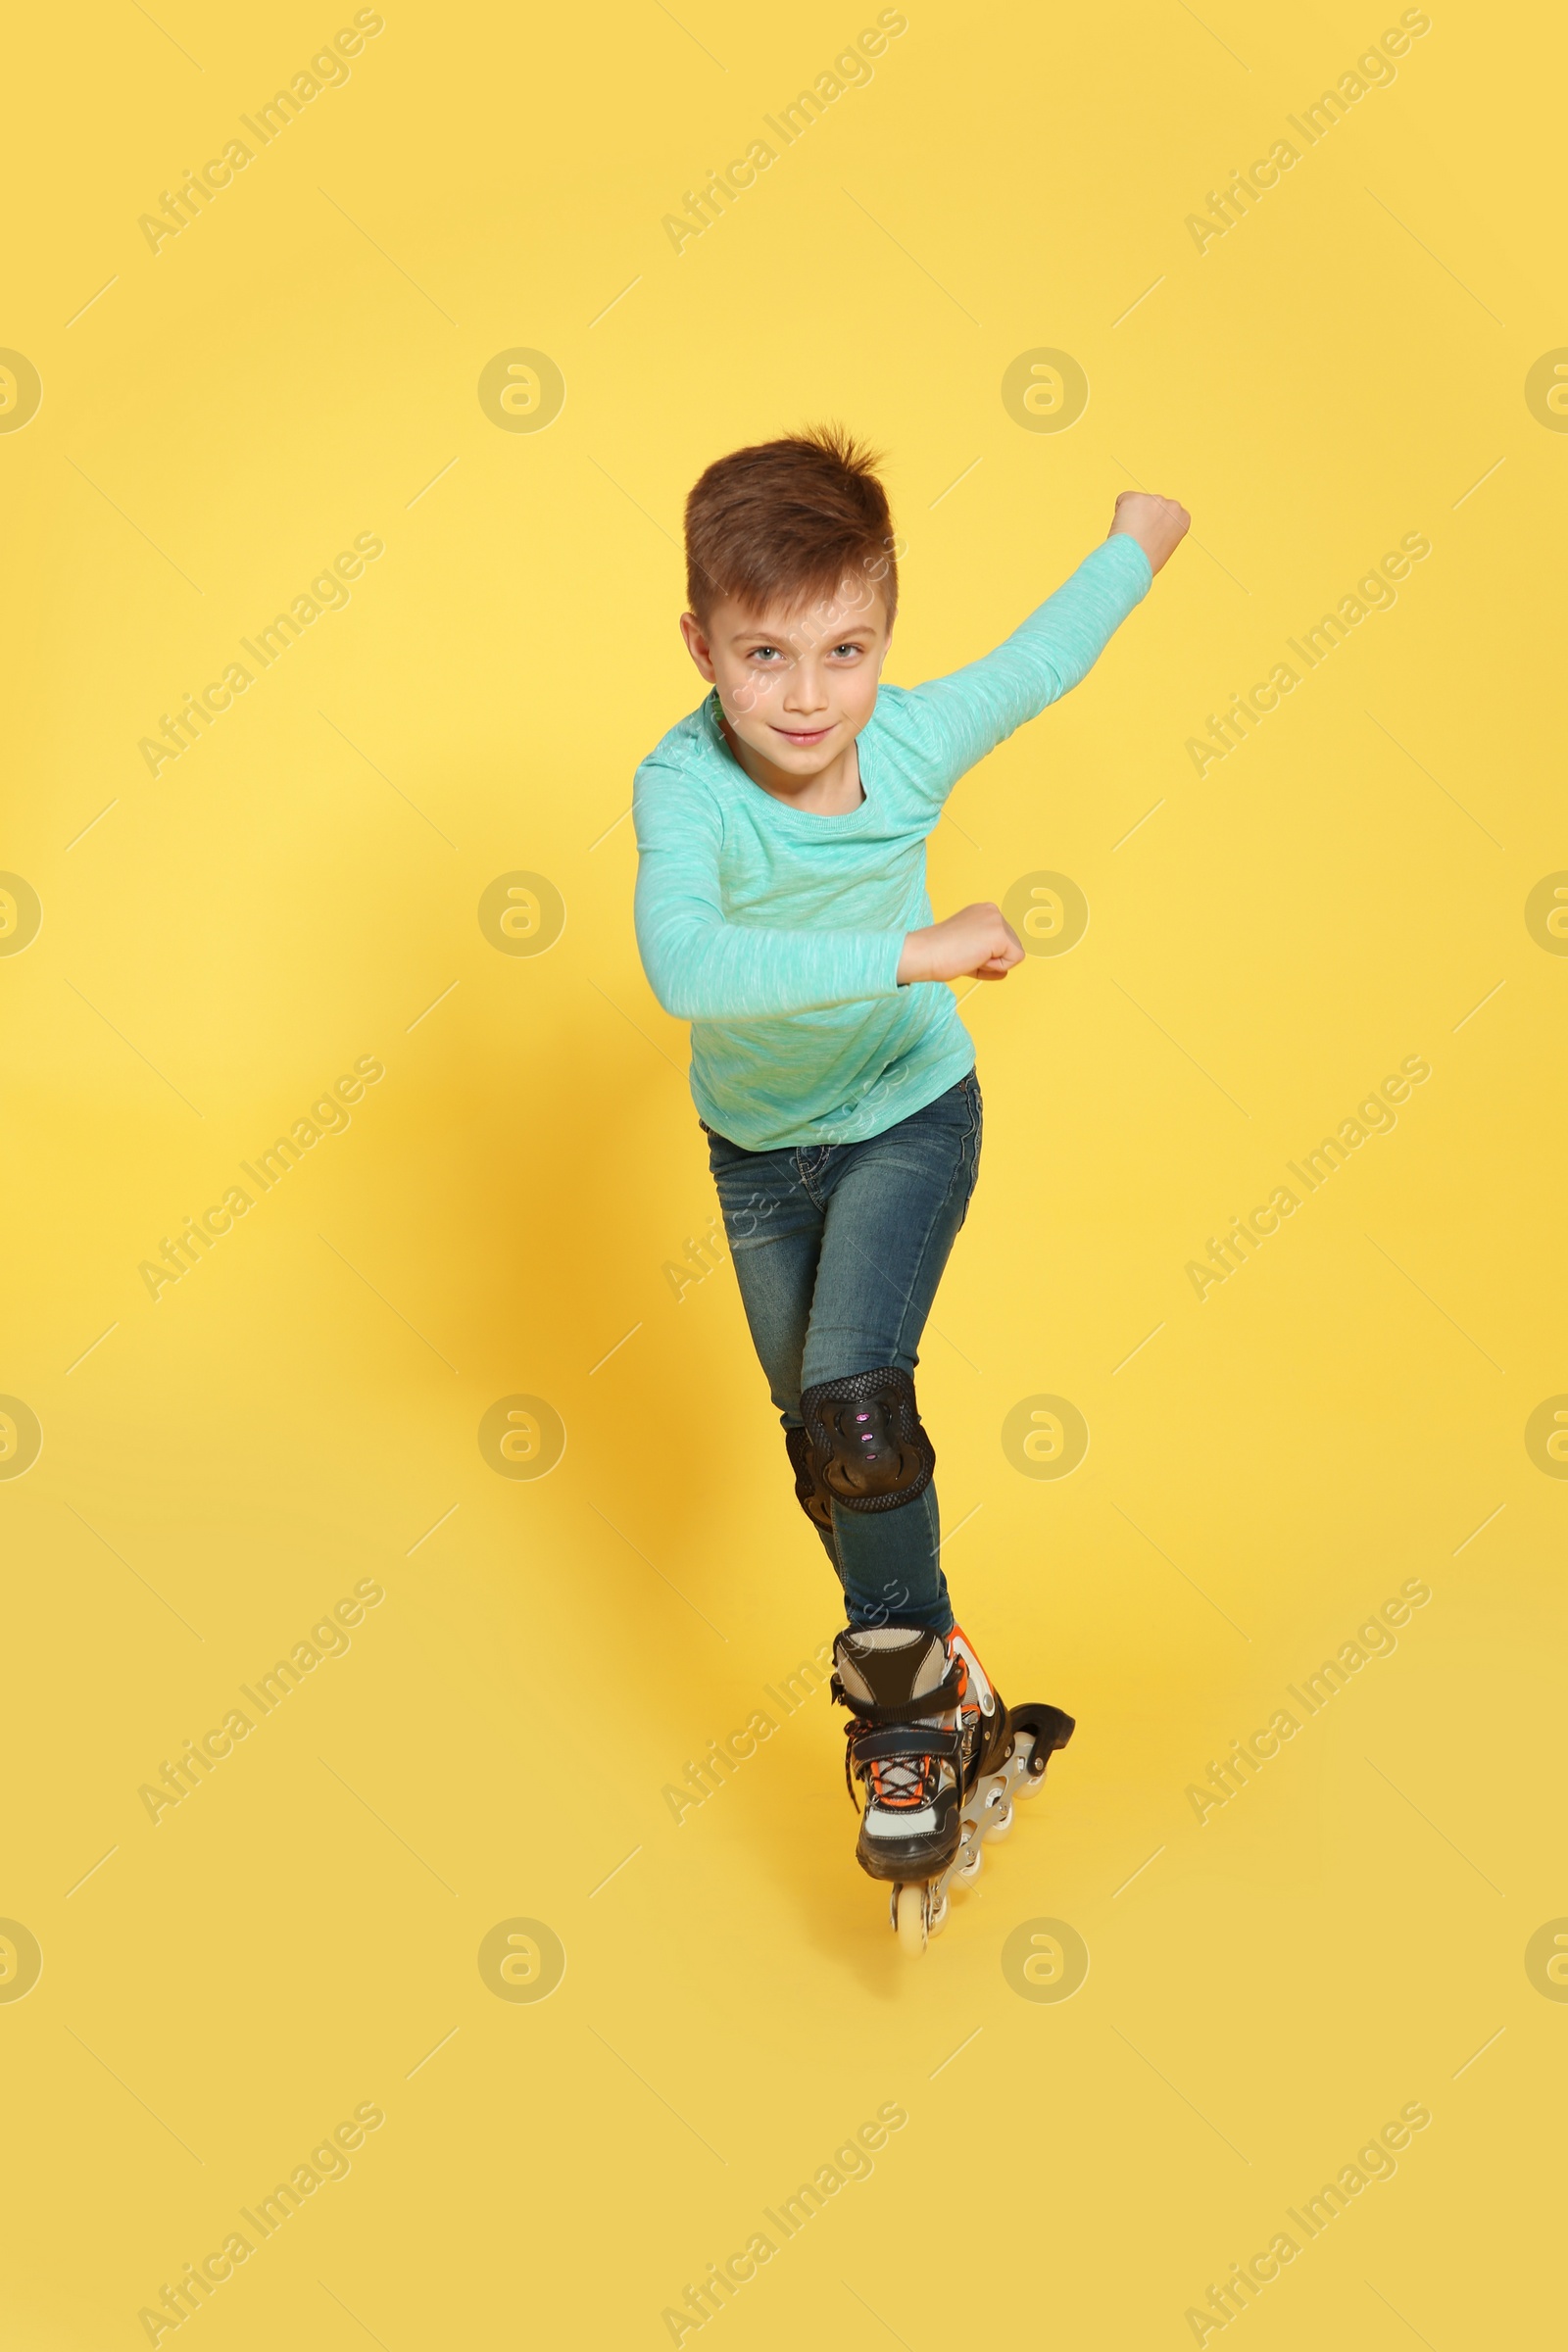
[799,1367,936,1514]
[785,1426,834,1532]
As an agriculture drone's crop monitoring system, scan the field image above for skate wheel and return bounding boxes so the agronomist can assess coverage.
[955,1824,984,1884]
[928,1888,949,1937]
[894,1884,928,1956]
[983,1797,1014,1842]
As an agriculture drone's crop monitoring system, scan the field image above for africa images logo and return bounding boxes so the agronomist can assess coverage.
[661,12,907,253]
[1185,1055,1431,1299]
[136,13,387,256]
[137,1056,385,1299]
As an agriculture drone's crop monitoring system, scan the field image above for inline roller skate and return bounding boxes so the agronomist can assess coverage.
[831,1623,1074,1956]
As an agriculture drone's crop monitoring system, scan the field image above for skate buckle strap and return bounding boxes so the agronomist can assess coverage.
[843,1721,962,1811]
[830,1665,964,1724]
[849,1725,963,1765]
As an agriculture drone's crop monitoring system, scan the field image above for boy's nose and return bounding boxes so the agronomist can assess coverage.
[782,663,829,713]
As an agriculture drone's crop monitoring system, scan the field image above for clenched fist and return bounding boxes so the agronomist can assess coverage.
[898,902,1024,986]
[1108,490,1190,576]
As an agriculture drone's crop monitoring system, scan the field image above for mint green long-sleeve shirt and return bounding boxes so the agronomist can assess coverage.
[632,534,1152,1150]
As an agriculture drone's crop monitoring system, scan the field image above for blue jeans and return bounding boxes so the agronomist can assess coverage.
[706,1071,983,1634]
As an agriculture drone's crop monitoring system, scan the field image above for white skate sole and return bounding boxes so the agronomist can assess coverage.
[888,1703,1074,1957]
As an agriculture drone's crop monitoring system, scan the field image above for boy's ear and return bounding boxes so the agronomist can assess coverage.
[679,610,717,681]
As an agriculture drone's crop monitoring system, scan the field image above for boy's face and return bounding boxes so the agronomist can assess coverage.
[680,574,892,784]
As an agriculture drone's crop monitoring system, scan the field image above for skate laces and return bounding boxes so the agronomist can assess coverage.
[865,1744,935,1810]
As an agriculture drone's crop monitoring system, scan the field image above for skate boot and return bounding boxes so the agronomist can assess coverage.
[832,1623,1076,1956]
[832,1626,970,1884]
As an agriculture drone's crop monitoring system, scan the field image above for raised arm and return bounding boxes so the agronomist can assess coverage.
[633,764,904,1021]
[899,493,1188,796]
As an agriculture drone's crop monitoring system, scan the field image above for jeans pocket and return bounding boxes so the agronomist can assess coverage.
[710,1147,787,1248]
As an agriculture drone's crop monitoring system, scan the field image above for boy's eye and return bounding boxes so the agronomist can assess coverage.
[830,642,862,659]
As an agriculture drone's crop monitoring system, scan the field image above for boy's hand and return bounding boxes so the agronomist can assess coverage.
[898,903,1024,986]
[1108,490,1190,576]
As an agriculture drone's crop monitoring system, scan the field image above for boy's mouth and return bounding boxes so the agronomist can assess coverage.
[771,723,834,747]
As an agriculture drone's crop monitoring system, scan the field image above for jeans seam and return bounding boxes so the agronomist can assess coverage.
[859,1122,979,1370]
[796,1145,831,1208]
[956,1077,983,1229]
[796,1088,982,1381]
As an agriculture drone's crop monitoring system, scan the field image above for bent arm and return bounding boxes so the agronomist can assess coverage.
[633,769,904,1020]
[902,533,1152,795]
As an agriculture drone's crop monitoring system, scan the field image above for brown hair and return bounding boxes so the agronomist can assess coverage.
[683,424,898,629]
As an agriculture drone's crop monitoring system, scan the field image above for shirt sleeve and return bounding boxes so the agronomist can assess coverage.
[897,534,1152,800]
[632,761,906,1021]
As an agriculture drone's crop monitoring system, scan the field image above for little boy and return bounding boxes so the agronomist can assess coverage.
[633,428,1187,1904]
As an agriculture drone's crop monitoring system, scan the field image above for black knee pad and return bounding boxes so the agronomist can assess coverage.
[798,1367,936,1514]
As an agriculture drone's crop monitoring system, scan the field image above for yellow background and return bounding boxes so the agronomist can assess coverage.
[5,0,1564,2343]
